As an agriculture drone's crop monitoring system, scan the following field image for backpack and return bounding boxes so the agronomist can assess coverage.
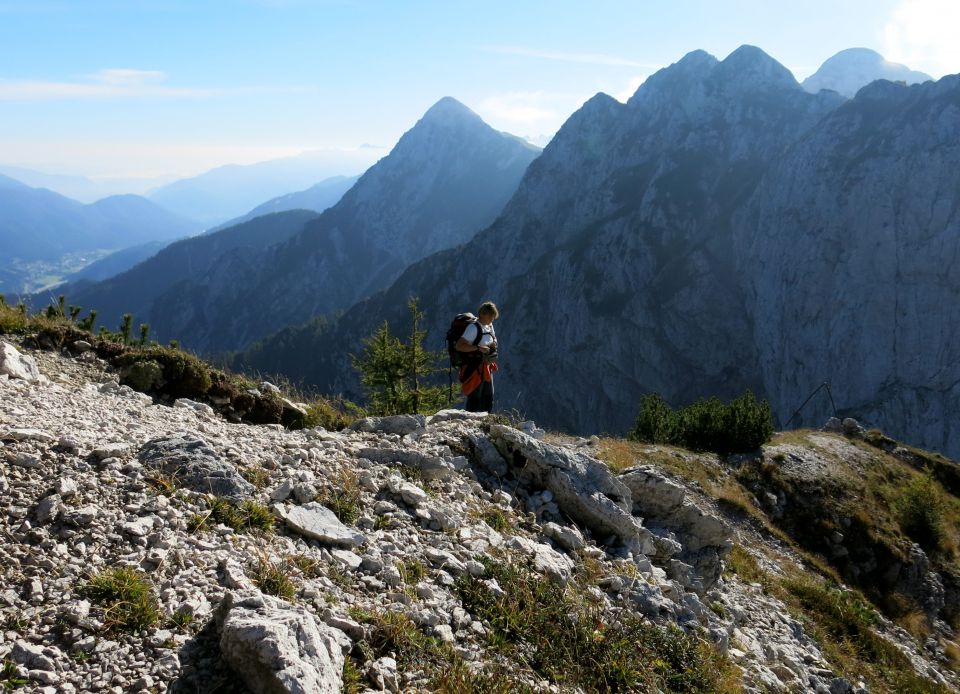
[446,313,481,367]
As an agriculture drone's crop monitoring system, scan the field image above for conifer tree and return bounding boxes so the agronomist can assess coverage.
[352,298,451,416]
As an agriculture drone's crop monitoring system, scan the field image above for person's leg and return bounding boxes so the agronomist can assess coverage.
[466,387,483,412]
[480,379,494,412]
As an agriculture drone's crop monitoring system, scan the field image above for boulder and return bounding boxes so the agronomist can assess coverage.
[426,409,488,425]
[138,434,254,499]
[216,591,346,694]
[276,502,366,548]
[0,342,41,382]
[349,414,426,436]
[487,425,655,555]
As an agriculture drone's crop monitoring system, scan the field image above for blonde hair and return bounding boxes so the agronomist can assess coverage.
[478,301,499,319]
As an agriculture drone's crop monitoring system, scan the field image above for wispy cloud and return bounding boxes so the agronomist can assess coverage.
[476,90,596,142]
[485,44,660,69]
[479,91,558,126]
[0,68,305,100]
[614,75,650,103]
[883,0,960,77]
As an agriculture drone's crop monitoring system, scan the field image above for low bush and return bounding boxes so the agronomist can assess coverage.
[115,346,212,398]
[82,567,160,633]
[631,391,773,455]
[895,474,946,551]
[456,557,738,692]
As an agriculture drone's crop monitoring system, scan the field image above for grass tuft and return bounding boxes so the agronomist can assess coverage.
[316,470,362,524]
[249,556,297,601]
[82,567,160,633]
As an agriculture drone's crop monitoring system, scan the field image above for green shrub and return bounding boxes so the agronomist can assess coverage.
[895,474,946,551]
[630,391,773,456]
[1,658,28,690]
[630,392,677,444]
[82,567,160,633]
[115,346,212,398]
[120,359,164,392]
[304,398,355,430]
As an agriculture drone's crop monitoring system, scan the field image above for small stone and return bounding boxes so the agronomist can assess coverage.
[35,495,62,523]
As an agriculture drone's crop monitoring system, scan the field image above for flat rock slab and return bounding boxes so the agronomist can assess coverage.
[277,502,366,548]
[349,414,426,436]
[216,591,346,694]
[1,428,56,445]
[138,434,254,499]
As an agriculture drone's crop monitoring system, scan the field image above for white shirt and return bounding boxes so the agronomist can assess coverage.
[462,322,496,348]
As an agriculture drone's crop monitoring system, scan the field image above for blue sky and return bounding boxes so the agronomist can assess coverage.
[1,0,957,182]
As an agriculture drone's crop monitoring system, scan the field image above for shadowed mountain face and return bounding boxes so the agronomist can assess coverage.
[802,48,931,98]
[50,210,320,339]
[126,97,540,351]
[238,47,960,457]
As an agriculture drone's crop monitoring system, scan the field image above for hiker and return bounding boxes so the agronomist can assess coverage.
[456,301,499,412]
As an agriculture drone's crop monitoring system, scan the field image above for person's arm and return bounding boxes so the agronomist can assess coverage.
[457,324,488,352]
[456,337,489,353]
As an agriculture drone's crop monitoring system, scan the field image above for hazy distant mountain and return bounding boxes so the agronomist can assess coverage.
[0,176,201,293]
[802,48,931,97]
[55,210,319,333]
[63,241,167,283]
[0,165,175,203]
[210,175,359,232]
[147,149,383,225]
[130,97,541,352]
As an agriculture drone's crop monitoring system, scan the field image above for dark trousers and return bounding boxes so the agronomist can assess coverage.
[466,379,494,413]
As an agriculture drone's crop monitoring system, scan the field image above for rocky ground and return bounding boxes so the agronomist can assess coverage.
[0,337,956,693]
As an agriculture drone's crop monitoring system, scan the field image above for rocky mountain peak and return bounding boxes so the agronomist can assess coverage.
[415,95,487,132]
[627,49,718,106]
[802,47,932,98]
[712,44,800,92]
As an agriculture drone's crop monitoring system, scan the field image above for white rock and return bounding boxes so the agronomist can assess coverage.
[216,591,346,694]
[0,342,41,382]
[277,502,366,548]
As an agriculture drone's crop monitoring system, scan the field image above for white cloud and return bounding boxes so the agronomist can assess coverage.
[883,0,960,77]
[479,91,557,126]
[0,68,312,100]
[87,68,167,86]
[485,45,660,69]
[614,75,650,103]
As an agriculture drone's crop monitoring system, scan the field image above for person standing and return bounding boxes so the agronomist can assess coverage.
[456,301,499,412]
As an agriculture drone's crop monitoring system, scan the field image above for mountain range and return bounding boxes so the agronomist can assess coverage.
[0,175,202,294]
[235,46,960,458]
[31,45,960,457]
[65,97,540,351]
